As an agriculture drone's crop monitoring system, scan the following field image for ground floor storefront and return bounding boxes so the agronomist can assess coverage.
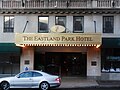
[1,34,120,80]
[34,52,87,76]
[16,33,101,79]
[101,38,120,80]
[21,46,101,78]
[0,43,20,77]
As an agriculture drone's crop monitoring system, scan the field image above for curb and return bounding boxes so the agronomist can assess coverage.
[58,85,120,89]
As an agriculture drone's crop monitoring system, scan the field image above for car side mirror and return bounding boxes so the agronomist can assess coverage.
[16,75,20,78]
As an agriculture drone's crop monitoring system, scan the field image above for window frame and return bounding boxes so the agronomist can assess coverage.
[55,16,66,32]
[33,72,43,77]
[19,72,32,78]
[103,16,114,33]
[4,16,14,33]
[101,48,120,73]
[73,16,84,33]
[38,16,49,33]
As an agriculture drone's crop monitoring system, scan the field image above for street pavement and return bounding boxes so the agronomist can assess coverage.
[58,77,120,89]
[59,77,98,88]
[55,88,120,90]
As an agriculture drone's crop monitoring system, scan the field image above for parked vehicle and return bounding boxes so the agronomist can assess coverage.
[0,70,61,90]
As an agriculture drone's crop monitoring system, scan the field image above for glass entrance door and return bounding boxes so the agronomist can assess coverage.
[45,52,87,77]
[61,53,87,76]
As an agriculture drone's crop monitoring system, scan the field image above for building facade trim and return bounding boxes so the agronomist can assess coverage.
[0,8,120,14]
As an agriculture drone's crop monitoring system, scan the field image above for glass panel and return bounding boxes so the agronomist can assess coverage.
[45,52,87,76]
[4,16,14,33]
[33,72,43,77]
[0,54,20,74]
[73,16,84,33]
[55,16,66,27]
[38,16,48,33]
[19,72,32,78]
[103,16,114,33]
[101,48,120,72]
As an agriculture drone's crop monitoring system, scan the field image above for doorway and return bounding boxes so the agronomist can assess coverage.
[34,52,87,77]
[45,52,87,77]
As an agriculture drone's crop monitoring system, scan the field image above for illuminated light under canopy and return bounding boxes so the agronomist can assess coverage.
[16,43,101,47]
[16,44,25,47]
[96,44,101,48]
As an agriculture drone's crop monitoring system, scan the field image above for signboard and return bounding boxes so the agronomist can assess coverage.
[15,33,101,46]
[107,56,120,61]
[51,25,65,33]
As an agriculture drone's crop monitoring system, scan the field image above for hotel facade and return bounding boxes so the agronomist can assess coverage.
[0,0,120,80]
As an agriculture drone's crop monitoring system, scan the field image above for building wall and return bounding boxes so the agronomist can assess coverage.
[0,15,120,41]
[20,47,34,72]
[0,13,119,78]
[87,47,101,77]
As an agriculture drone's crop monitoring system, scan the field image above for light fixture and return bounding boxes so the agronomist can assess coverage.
[96,44,100,48]
[16,44,25,47]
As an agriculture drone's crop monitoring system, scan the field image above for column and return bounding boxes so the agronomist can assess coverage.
[92,0,97,8]
[87,47,101,77]
[20,47,34,72]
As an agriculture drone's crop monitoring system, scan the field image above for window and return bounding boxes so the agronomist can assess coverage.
[101,48,120,73]
[73,16,84,33]
[103,16,114,33]
[33,72,43,77]
[38,16,49,33]
[0,55,20,74]
[55,16,66,27]
[4,16,14,33]
[19,72,32,78]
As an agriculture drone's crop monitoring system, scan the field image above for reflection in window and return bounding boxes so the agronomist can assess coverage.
[103,16,114,33]
[55,16,66,28]
[73,16,84,33]
[19,72,32,78]
[33,72,43,77]
[101,48,120,72]
[38,16,49,33]
[4,16,14,33]
[0,55,20,74]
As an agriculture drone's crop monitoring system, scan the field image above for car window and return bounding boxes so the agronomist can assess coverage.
[19,72,32,78]
[33,72,43,77]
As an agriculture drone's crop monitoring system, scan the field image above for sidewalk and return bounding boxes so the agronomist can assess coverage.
[59,77,120,89]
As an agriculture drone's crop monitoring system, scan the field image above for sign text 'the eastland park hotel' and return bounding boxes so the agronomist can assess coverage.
[15,33,101,45]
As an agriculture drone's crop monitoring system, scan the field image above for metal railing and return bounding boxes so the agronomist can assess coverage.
[0,0,120,9]
[97,0,120,8]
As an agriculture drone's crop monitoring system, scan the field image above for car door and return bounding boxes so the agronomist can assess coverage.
[13,71,33,88]
[32,72,43,87]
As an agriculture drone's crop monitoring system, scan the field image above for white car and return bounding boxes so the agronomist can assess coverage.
[0,70,61,90]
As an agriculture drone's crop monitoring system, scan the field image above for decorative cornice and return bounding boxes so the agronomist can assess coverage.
[0,8,120,15]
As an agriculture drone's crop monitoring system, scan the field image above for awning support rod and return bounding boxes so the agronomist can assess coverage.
[23,21,29,33]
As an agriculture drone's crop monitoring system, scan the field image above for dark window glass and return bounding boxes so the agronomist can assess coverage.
[38,16,49,33]
[4,16,14,33]
[73,16,84,33]
[0,54,20,74]
[55,16,66,27]
[103,16,114,33]
[101,48,120,73]
[33,72,43,77]
[19,72,32,78]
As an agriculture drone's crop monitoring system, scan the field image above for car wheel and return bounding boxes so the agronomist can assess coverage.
[0,81,10,90]
[40,81,49,90]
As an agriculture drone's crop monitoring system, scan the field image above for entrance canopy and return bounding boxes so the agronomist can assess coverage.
[15,33,101,47]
